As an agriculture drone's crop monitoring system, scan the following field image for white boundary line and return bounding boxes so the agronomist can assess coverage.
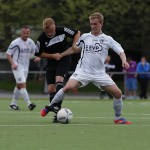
[0,124,150,127]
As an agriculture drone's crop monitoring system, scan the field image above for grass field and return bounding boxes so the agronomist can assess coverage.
[0,98,150,150]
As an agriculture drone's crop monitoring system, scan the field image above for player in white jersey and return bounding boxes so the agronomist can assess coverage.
[40,12,132,124]
[6,26,39,110]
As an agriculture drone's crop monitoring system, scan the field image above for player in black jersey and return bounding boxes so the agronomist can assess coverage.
[35,18,80,122]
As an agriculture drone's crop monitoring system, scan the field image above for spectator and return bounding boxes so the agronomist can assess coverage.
[100,55,116,99]
[124,57,137,99]
[136,56,150,99]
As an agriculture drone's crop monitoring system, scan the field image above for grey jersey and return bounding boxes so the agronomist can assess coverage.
[76,33,124,74]
[6,37,36,71]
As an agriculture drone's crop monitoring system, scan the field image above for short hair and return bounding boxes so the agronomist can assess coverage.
[89,12,104,25]
[43,18,55,29]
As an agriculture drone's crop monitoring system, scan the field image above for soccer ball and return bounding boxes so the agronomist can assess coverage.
[57,108,73,124]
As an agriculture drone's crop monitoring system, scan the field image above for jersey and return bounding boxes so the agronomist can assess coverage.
[75,32,124,75]
[6,37,36,71]
[35,26,78,70]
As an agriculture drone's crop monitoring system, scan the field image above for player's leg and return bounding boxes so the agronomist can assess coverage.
[102,84,132,124]
[9,86,21,110]
[16,70,36,110]
[93,73,132,124]
[9,69,22,110]
[46,70,56,103]
[41,72,86,117]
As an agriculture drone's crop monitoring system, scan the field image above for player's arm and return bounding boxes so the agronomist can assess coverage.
[60,46,81,58]
[119,52,130,69]
[39,52,61,60]
[72,31,80,47]
[61,30,81,58]
[6,53,18,70]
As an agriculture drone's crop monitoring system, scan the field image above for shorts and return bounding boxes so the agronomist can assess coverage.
[46,62,70,85]
[13,68,28,83]
[70,71,115,89]
[125,78,137,90]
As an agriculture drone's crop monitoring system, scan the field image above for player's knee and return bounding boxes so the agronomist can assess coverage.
[113,89,122,99]
[63,86,73,93]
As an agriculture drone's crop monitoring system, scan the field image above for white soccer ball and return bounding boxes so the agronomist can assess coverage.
[57,108,73,124]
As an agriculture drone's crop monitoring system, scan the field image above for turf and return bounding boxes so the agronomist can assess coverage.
[0,98,150,150]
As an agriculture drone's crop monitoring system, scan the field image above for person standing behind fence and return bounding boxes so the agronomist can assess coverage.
[136,56,150,99]
[124,57,137,99]
[6,26,39,110]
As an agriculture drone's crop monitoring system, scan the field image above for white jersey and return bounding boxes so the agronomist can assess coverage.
[76,32,124,75]
[6,37,36,71]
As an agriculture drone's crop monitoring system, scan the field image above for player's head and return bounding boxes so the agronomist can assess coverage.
[43,18,56,38]
[20,26,30,41]
[89,12,104,35]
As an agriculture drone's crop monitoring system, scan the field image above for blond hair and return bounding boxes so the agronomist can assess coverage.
[43,18,55,29]
[89,12,104,25]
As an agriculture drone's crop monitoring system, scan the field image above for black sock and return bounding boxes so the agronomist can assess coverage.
[55,82,64,109]
[49,92,56,103]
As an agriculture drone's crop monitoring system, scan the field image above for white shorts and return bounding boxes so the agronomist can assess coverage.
[13,68,28,83]
[70,71,115,89]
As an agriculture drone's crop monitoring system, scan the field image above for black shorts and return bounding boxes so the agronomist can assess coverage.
[46,61,70,85]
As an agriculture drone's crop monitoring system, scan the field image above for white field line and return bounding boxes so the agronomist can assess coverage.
[0,124,150,127]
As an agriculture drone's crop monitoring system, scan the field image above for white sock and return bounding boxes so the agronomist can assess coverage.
[20,88,31,106]
[113,98,123,120]
[50,89,65,106]
[10,87,20,106]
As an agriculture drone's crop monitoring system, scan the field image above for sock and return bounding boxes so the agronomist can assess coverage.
[20,88,31,106]
[10,87,20,106]
[55,82,63,108]
[49,92,56,103]
[113,98,123,120]
[50,88,65,106]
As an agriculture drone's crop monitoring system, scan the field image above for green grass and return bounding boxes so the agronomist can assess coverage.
[0,98,150,150]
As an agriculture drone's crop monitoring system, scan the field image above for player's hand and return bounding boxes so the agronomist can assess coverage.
[53,53,61,60]
[11,63,18,70]
[122,61,130,69]
[34,57,41,62]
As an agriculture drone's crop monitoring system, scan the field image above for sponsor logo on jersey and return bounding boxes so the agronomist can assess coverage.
[46,34,65,47]
[85,43,102,53]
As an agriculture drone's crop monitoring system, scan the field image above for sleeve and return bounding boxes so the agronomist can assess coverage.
[108,36,124,55]
[6,41,17,55]
[34,36,44,56]
[76,34,85,49]
[63,26,78,38]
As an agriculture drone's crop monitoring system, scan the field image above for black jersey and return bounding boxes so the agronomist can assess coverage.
[35,26,78,69]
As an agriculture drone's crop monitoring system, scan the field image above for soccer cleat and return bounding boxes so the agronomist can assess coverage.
[40,108,49,117]
[114,118,132,124]
[45,105,60,114]
[28,103,36,110]
[52,115,59,123]
[9,105,20,110]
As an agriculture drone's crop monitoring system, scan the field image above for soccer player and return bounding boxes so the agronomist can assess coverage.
[35,18,80,122]
[41,12,132,124]
[6,26,39,110]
